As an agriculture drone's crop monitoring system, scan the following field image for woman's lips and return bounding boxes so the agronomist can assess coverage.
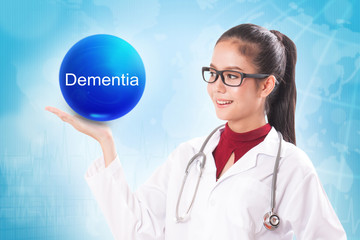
[216,99,233,108]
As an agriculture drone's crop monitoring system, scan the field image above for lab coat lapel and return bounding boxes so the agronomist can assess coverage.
[202,126,223,176]
[216,146,259,182]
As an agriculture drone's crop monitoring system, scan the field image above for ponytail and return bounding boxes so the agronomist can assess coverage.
[267,30,297,145]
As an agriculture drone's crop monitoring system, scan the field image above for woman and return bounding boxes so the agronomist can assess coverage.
[46,23,346,239]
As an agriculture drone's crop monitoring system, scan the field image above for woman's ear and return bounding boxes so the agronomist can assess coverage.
[260,75,276,97]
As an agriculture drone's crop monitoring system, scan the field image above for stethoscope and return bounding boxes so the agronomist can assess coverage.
[175,124,282,231]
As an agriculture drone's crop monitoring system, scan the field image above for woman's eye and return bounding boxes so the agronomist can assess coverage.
[210,72,216,77]
[226,74,239,79]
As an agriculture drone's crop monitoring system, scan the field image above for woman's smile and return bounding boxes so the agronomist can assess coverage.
[216,98,234,107]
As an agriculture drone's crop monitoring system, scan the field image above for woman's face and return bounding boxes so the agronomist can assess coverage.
[207,40,265,129]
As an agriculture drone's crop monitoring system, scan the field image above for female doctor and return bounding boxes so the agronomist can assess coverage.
[46,23,347,239]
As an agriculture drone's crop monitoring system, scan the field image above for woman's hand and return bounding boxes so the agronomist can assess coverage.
[45,106,117,167]
[45,106,111,142]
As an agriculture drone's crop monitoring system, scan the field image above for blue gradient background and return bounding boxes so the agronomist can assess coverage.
[0,0,359,239]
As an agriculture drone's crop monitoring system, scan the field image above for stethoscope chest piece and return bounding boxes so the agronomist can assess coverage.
[263,211,280,230]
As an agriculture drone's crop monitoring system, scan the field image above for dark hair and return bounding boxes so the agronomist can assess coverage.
[216,23,297,145]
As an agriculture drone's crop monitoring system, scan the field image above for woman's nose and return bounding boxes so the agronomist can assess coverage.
[213,75,227,93]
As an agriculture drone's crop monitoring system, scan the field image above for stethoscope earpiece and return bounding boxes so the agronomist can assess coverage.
[263,211,280,230]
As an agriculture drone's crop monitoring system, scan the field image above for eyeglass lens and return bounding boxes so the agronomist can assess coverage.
[203,68,242,86]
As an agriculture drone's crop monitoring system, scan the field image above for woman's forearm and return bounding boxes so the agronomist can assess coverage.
[99,133,117,168]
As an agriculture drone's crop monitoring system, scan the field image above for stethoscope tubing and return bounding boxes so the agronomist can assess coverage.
[175,124,225,222]
[271,131,282,212]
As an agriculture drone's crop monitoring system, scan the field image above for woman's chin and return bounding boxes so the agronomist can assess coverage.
[215,111,230,121]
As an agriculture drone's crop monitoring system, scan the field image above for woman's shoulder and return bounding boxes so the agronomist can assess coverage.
[280,140,317,177]
[168,133,218,161]
[174,136,207,153]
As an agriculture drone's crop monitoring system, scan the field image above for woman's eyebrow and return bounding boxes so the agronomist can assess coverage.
[210,63,243,71]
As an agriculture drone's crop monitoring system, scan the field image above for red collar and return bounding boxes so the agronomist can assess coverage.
[223,122,272,143]
[213,122,272,180]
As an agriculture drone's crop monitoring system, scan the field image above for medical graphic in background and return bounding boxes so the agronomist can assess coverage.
[0,0,359,239]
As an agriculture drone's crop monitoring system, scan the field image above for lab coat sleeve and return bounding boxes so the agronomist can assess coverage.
[283,169,347,239]
[84,153,174,240]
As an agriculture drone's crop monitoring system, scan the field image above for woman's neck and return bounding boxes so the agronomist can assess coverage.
[227,117,267,133]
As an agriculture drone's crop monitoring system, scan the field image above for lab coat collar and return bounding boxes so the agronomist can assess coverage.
[201,125,284,178]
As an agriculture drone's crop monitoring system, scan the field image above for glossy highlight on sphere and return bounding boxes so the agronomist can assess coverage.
[59,34,145,121]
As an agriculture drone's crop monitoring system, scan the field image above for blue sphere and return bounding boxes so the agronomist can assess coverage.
[59,34,145,121]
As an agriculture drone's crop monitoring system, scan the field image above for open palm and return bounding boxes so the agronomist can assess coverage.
[45,106,112,142]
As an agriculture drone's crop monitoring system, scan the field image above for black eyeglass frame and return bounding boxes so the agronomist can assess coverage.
[202,66,270,87]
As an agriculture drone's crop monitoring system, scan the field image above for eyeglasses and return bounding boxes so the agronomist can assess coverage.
[202,66,270,87]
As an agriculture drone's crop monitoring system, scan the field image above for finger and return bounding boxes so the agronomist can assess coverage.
[45,106,74,123]
[45,106,59,113]
[45,106,66,116]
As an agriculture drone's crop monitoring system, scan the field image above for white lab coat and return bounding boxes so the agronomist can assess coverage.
[85,126,347,239]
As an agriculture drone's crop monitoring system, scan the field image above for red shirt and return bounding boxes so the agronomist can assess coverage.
[213,122,272,180]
